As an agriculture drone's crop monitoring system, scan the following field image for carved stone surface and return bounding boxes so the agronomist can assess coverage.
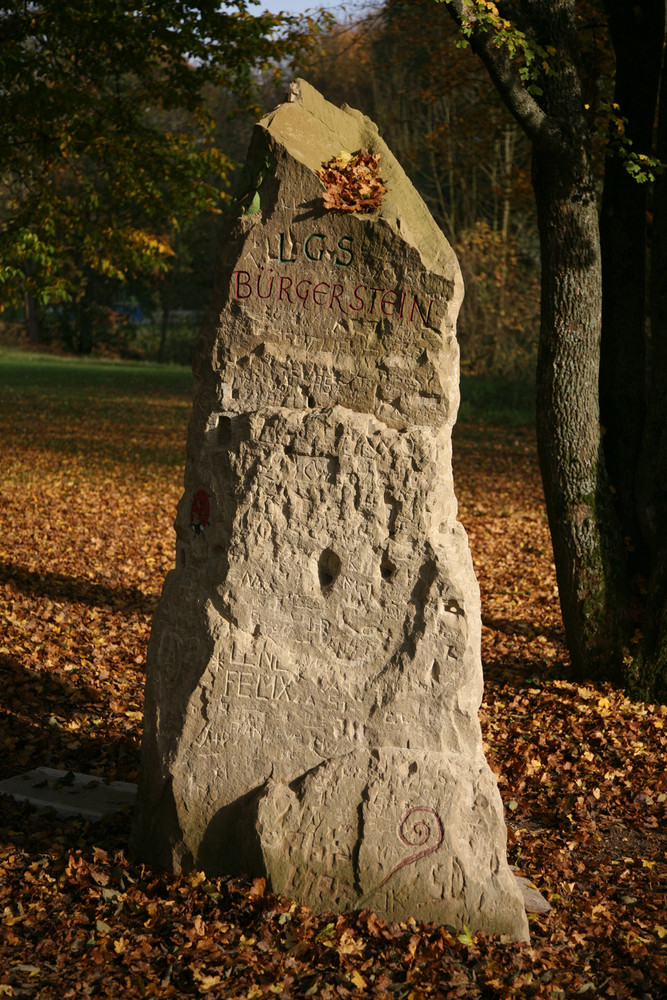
[131,80,529,941]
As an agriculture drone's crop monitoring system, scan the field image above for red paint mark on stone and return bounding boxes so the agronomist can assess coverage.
[190,489,210,534]
[378,806,444,888]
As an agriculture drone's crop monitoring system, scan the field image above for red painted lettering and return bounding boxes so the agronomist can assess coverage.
[381,290,398,315]
[279,275,294,303]
[257,267,274,299]
[409,295,427,324]
[329,284,346,312]
[312,281,330,305]
[296,279,311,307]
[233,270,251,299]
[367,287,383,315]
[350,285,366,312]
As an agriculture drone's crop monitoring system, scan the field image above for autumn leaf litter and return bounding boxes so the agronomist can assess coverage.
[0,363,665,998]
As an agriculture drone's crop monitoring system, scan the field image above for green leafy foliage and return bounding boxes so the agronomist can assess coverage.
[603,102,665,184]
[0,1,309,329]
[437,0,553,95]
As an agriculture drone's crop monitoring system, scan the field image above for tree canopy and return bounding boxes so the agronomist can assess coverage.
[0,0,312,349]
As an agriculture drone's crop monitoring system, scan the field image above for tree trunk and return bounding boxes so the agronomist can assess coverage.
[599,0,665,576]
[440,0,663,697]
[24,289,41,345]
[631,37,667,702]
[158,298,170,363]
[532,139,628,681]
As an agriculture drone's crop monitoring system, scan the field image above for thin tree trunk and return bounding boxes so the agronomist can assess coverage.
[24,289,41,345]
[599,0,665,576]
[523,0,630,679]
[158,299,170,363]
[632,38,667,702]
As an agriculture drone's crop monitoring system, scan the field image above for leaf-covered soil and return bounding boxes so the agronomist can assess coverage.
[0,357,665,998]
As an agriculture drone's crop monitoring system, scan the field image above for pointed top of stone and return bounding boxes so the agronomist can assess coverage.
[258,79,461,280]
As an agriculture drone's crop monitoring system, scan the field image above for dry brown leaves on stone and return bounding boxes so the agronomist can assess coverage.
[317,150,387,214]
[1,368,666,999]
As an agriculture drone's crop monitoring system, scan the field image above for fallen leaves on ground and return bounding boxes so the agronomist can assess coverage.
[0,363,665,998]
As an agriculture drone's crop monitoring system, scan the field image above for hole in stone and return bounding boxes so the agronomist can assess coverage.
[380,551,397,581]
[218,416,232,448]
[408,762,418,776]
[318,547,341,590]
[431,660,441,683]
[307,393,315,408]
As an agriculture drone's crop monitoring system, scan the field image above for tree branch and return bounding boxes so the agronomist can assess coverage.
[439,0,559,152]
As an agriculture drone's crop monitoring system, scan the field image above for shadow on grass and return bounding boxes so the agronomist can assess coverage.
[0,653,139,786]
[0,560,157,615]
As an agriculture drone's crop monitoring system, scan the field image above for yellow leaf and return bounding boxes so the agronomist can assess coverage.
[338,930,365,955]
[654,925,667,938]
[246,987,263,1000]
[349,970,367,990]
[333,150,353,168]
[196,975,221,993]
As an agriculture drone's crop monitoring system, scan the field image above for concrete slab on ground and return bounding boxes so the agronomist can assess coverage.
[0,767,137,821]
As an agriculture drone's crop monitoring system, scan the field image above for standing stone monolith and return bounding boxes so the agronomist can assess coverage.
[131,80,529,941]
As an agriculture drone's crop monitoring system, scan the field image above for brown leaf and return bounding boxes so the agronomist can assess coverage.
[316,149,387,214]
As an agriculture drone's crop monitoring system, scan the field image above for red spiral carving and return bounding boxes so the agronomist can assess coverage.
[378,806,444,888]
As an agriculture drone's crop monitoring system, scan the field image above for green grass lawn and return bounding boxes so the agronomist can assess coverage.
[0,350,194,475]
[0,350,535,430]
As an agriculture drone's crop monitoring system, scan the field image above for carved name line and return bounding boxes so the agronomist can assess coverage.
[224,667,292,702]
[216,641,296,702]
[231,269,435,327]
[279,330,430,360]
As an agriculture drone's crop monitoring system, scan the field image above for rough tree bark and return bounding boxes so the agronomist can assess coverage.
[443,0,630,683]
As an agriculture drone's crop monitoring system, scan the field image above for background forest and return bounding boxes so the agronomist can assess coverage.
[0,0,542,377]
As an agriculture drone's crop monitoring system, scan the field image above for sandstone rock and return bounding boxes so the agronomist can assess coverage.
[131,80,529,942]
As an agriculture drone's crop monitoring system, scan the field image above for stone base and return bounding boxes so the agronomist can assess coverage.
[256,747,529,939]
